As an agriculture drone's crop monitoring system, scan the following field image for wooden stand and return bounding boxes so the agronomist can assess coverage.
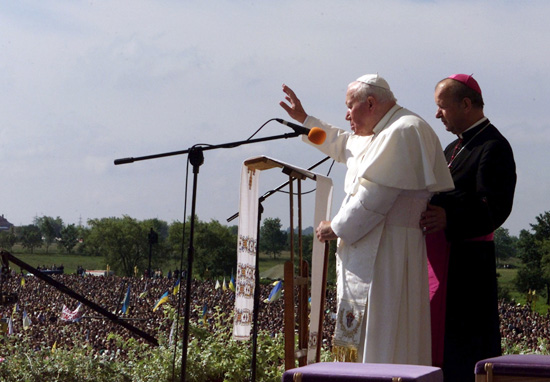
[242,156,332,371]
[283,172,310,369]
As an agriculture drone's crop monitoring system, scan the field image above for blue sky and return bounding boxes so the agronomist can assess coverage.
[1,1,549,236]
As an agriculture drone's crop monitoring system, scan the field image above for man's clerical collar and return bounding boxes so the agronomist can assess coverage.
[458,117,488,139]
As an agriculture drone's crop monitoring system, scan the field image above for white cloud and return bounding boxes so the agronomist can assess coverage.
[0,0,548,235]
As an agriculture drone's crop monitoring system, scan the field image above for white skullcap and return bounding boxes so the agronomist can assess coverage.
[355,74,391,91]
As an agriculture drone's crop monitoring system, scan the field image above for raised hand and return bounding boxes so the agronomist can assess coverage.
[279,84,308,123]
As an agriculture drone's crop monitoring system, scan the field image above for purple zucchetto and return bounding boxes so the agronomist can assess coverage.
[448,74,482,95]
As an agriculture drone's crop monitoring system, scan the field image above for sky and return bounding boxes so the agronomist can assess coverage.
[1,0,549,237]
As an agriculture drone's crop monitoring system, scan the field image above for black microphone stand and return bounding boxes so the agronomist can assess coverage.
[114,131,301,382]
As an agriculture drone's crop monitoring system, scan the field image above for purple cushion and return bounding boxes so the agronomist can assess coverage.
[282,362,443,382]
[475,355,550,377]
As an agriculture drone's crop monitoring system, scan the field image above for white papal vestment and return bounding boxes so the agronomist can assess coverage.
[303,104,453,365]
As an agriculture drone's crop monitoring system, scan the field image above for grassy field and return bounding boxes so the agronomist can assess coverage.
[6,247,292,276]
[8,252,106,275]
[498,266,550,314]
[497,267,517,290]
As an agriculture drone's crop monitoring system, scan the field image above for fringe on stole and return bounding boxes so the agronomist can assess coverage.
[332,345,358,362]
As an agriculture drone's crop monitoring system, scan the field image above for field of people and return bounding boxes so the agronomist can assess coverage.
[1,265,549,381]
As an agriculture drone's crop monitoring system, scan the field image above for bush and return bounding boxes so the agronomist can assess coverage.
[0,307,331,381]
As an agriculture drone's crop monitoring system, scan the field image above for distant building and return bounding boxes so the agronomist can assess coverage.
[0,215,14,231]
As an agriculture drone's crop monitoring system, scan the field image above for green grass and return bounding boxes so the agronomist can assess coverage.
[9,252,105,275]
[497,267,517,287]
[497,266,550,314]
[6,245,291,277]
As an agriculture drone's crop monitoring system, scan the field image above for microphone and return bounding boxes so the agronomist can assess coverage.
[275,118,326,145]
[276,118,310,135]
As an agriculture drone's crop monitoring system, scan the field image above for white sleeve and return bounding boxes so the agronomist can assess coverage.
[302,115,352,164]
[331,180,401,245]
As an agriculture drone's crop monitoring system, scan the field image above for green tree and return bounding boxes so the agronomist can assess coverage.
[0,227,17,250]
[514,212,550,299]
[59,224,79,254]
[517,229,540,266]
[494,227,517,266]
[85,216,159,276]
[260,217,287,259]
[167,219,187,267]
[195,219,237,279]
[515,229,542,294]
[532,211,550,240]
[167,217,237,279]
[34,216,63,253]
[142,218,170,276]
[75,225,90,255]
[18,224,42,254]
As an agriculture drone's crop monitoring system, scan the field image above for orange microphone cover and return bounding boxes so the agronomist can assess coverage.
[307,127,326,145]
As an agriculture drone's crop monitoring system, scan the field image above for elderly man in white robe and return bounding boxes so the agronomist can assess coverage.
[280,74,454,365]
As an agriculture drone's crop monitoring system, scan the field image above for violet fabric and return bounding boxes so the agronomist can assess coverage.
[475,355,550,377]
[282,362,443,382]
[426,230,450,368]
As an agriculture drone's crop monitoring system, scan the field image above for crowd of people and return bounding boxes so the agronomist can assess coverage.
[499,300,550,352]
[0,270,548,358]
[0,271,334,355]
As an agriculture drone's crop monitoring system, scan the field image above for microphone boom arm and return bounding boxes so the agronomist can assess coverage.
[114,132,301,165]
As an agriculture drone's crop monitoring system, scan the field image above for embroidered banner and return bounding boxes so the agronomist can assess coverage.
[233,163,259,340]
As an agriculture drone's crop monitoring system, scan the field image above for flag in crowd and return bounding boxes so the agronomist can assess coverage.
[215,279,220,290]
[152,291,169,312]
[7,317,13,335]
[52,341,57,353]
[168,319,176,346]
[121,285,131,315]
[22,310,31,330]
[172,277,180,296]
[200,303,208,326]
[138,281,148,299]
[222,277,227,291]
[264,280,283,303]
[229,275,235,292]
[20,277,25,287]
[61,303,83,323]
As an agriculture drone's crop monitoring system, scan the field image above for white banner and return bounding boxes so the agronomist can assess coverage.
[233,163,259,340]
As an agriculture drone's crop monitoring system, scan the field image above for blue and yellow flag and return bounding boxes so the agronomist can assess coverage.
[173,278,180,296]
[264,280,283,303]
[153,291,169,312]
[222,277,227,291]
[138,281,148,299]
[121,285,131,315]
[229,275,235,292]
[200,303,208,326]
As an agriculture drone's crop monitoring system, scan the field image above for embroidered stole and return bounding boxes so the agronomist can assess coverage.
[233,164,259,340]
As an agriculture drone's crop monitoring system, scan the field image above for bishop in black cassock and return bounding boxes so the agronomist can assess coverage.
[421,74,516,382]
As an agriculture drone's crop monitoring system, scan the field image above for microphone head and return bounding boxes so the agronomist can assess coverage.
[307,127,326,145]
